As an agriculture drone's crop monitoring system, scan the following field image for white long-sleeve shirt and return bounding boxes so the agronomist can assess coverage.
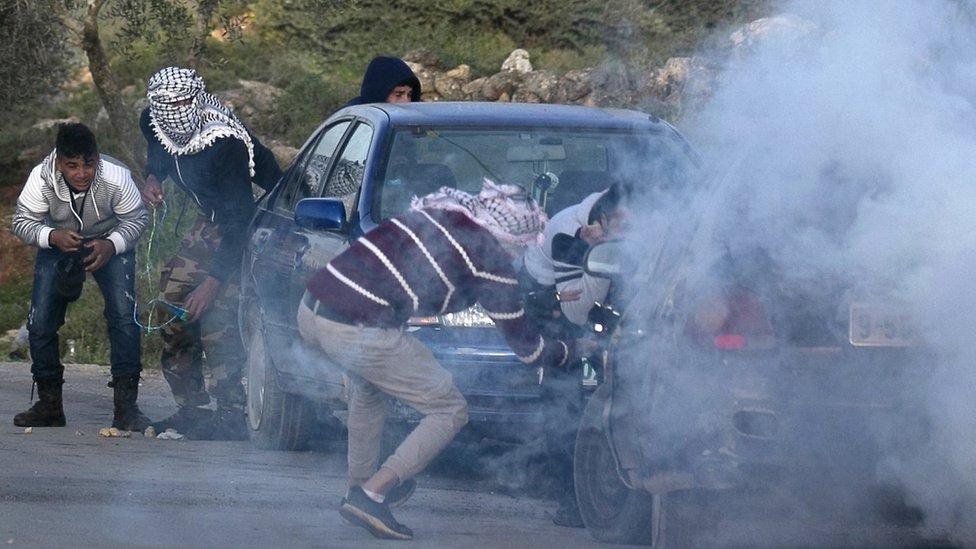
[523,192,611,326]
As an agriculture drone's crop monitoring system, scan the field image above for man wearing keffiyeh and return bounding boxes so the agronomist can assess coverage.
[139,66,281,440]
[297,179,592,539]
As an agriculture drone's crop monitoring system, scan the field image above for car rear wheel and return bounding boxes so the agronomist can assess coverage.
[245,314,314,450]
[574,387,695,547]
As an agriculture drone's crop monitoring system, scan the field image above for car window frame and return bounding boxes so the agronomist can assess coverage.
[368,125,700,222]
[318,120,375,220]
[274,118,354,216]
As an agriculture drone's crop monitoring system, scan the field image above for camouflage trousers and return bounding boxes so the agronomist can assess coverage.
[158,215,246,408]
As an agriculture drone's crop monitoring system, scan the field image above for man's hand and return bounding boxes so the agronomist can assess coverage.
[184,275,221,322]
[49,229,83,252]
[83,239,115,272]
[579,222,606,246]
[140,174,164,206]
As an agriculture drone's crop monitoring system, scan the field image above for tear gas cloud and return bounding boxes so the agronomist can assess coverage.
[618,0,976,542]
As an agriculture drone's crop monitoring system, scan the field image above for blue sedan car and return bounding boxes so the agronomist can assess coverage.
[240,101,698,449]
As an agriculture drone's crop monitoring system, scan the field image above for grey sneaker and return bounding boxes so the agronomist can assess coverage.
[339,486,414,540]
[386,477,417,508]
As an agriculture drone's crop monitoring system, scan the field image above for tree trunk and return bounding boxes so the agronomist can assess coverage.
[186,0,218,69]
[80,0,144,183]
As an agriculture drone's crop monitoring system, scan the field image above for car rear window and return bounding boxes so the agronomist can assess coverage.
[374,127,698,220]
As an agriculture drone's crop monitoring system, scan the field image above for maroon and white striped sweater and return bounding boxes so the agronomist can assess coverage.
[306,209,569,367]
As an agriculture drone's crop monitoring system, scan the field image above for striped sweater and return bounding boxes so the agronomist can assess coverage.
[12,150,147,253]
[307,209,569,367]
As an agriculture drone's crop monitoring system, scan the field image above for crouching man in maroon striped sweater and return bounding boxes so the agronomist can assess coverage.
[298,180,582,540]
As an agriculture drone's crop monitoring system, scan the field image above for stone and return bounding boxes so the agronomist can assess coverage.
[513,70,559,103]
[462,77,488,101]
[434,65,471,101]
[403,48,440,68]
[642,56,715,108]
[482,70,523,101]
[554,69,595,104]
[442,64,471,81]
[405,61,438,100]
[501,49,533,73]
[99,427,131,438]
[729,15,817,56]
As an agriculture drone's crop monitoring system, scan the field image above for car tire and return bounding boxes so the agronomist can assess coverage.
[574,385,696,547]
[244,312,314,450]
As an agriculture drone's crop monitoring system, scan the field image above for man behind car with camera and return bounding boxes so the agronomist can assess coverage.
[521,182,632,527]
[298,180,589,540]
[11,123,149,430]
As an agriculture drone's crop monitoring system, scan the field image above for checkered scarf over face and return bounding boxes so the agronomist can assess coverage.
[411,178,548,247]
[146,66,256,177]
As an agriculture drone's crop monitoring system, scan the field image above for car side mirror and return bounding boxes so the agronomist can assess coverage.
[585,241,626,278]
[294,198,347,231]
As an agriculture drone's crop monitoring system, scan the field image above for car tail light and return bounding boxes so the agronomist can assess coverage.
[689,287,775,351]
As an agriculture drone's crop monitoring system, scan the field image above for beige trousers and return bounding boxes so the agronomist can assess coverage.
[297,302,468,483]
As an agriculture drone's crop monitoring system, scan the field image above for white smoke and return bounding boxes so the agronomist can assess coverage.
[673,0,976,541]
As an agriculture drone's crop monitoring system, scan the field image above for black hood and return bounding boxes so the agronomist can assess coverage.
[346,56,421,106]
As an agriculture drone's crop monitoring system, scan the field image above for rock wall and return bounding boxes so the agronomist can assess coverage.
[403,15,815,119]
[403,47,716,118]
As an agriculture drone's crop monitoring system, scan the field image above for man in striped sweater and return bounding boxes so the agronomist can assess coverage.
[11,123,149,430]
[298,180,582,540]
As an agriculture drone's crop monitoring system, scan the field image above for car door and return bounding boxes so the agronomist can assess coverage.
[293,120,376,309]
[248,120,352,364]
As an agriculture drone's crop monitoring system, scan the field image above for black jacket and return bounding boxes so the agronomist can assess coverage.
[140,107,282,282]
[345,56,421,106]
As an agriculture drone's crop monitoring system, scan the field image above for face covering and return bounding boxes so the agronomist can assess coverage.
[146,66,256,177]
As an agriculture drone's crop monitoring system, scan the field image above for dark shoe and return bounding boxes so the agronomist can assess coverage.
[207,406,248,441]
[110,375,152,432]
[13,379,66,427]
[152,405,213,438]
[339,486,414,540]
[552,497,585,528]
[386,477,417,508]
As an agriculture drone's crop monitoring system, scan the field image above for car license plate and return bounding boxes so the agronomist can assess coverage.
[849,303,920,347]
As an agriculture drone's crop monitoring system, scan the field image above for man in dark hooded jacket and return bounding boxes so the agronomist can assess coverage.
[139,66,282,439]
[345,56,421,106]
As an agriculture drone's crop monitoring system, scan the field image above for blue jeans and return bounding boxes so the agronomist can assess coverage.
[28,248,141,380]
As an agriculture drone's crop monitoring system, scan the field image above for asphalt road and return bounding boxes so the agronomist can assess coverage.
[0,362,959,548]
[0,362,614,548]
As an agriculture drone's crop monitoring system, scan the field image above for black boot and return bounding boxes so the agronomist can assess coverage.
[13,379,66,427]
[110,375,152,432]
[208,405,248,441]
[152,405,214,438]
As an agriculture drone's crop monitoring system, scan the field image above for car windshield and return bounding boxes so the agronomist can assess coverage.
[373,127,698,219]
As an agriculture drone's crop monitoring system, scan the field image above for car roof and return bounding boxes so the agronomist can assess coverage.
[342,101,673,132]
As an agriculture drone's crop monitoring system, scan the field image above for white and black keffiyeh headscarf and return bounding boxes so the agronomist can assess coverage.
[412,178,548,247]
[147,66,256,177]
